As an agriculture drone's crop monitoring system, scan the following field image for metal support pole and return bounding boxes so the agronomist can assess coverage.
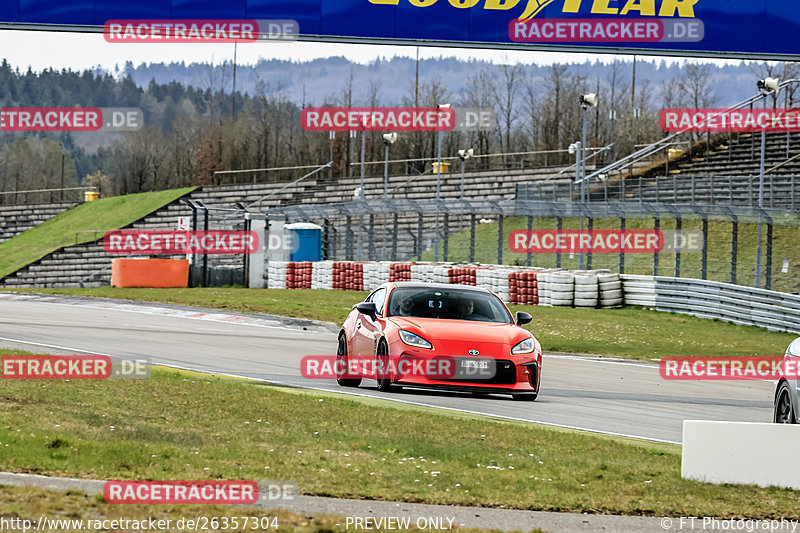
[701,218,709,280]
[556,218,562,268]
[619,217,625,274]
[673,173,677,202]
[443,212,449,262]
[675,217,682,278]
[460,159,465,199]
[653,217,660,276]
[322,219,330,260]
[756,95,767,288]
[368,214,375,261]
[586,218,593,270]
[346,216,353,261]
[469,214,476,263]
[417,213,424,261]
[526,216,533,267]
[766,222,773,290]
[580,112,587,270]
[384,144,389,200]
[392,213,399,261]
[434,129,442,262]
[497,215,504,265]
[731,221,738,285]
[202,207,209,287]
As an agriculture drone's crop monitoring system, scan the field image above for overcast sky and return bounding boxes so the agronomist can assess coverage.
[0,28,744,74]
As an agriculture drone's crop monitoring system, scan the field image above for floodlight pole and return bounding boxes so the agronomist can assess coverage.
[755,92,767,288]
[383,141,390,261]
[384,143,389,200]
[579,107,588,270]
[435,128,442,262]
[357,128,366,262]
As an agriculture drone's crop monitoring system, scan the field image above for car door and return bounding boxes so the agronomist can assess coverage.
[352,288,387,375]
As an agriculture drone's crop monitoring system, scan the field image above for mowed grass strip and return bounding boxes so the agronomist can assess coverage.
[6,287,795,360]
[0,187,194,279]
[0,486,539,533]
[0,365,798,518]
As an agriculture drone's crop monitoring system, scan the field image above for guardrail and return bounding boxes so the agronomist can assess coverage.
[622,274,800,335]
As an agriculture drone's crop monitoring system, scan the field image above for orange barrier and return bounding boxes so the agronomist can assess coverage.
[111,258,189,288]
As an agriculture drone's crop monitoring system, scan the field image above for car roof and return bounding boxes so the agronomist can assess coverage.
[387,282,492,294]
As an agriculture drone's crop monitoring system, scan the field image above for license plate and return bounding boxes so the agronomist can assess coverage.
[461,360,488,369]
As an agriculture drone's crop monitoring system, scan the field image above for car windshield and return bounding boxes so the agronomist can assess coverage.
[387,287,513,323]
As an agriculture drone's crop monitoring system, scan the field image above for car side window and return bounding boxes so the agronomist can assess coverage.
[371,288,387,317]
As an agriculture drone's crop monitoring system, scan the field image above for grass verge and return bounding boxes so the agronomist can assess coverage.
[0,187,195,279]
[0,486,534,533]
[0,362,798,518]
[5,287,795,360]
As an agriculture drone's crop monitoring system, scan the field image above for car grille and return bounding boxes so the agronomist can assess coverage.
[440,358,517,385]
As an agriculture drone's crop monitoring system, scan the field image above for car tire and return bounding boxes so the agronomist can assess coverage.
[375,340,393,392]
[336,334,362,388]
[512,392,538,401]
[774,381,796,424]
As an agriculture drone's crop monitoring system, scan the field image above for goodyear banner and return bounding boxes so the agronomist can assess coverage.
[2,1,798,59]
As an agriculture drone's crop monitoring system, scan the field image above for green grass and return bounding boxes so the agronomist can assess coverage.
[0,363,798,518]
[0,486,535,533]
[6,288,795,360]
[0,187,195,279]
[421,215,800,294]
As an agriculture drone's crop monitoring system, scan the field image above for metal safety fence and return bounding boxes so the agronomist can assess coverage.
[266,197,800,295]
[622,275,800,335]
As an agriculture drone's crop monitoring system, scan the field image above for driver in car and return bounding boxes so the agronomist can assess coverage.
[457,298,476,320]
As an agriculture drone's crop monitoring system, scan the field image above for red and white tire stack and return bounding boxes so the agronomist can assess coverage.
[265,261,626,308]
[508,271,538,305]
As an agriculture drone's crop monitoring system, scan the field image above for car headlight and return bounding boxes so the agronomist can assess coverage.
[399,330,433,349]
[511,337,535,355]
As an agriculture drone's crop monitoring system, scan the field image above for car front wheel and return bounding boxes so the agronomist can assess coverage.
[774,381,795,424]
[375,340,393,392]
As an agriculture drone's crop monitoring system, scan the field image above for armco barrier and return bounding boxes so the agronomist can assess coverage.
[622,274,800,335]
[267,261,621,308]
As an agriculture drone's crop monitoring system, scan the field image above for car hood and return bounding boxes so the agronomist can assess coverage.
[388,316,528,345]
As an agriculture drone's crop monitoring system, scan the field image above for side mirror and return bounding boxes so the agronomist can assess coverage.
[516,311,532,326]
[356,302,378,320]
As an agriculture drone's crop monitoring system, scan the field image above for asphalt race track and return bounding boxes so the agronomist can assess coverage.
[0,295,775,444]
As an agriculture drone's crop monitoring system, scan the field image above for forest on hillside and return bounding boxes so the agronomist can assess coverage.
[0,57,797,199]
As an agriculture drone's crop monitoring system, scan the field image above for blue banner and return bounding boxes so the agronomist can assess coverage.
[2,0,798,59]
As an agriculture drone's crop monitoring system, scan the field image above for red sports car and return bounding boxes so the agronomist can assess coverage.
[336,282,542,400]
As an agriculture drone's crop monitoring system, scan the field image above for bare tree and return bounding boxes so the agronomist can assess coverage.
[494,62,522,155]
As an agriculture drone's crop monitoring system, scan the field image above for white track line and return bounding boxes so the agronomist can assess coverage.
[0,335,681,446]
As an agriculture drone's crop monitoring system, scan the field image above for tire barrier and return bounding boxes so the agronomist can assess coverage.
[268,262,800,331]
[508,271,538,305]
[621,274,800,335]
[267,261,623,309]
[449,267,478,287]
[285,261,313,289]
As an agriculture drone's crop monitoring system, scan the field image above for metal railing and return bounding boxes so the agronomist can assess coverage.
[585,79,800,184]
[264,196,800,294]
[0,187,96,205]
